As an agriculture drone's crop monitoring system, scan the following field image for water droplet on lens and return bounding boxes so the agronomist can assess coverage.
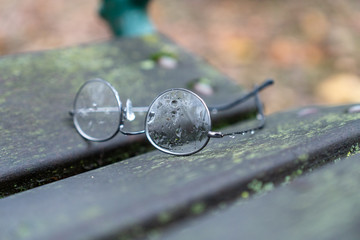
[171,100,178,107]
[250,130,255,135]
[200,110,204,120]
[147,111,156,124]
[147,89,211,155]
[79,109,87,117]
[157,102,163,109]
[175,128,182,138]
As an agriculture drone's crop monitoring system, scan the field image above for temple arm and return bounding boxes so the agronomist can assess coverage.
[208,80,272,138]
[208,79,274,112]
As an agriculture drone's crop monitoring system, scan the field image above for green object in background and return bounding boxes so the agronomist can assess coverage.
[99,0,154,36]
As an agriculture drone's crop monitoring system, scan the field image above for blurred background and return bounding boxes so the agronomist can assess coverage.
[1,0,360,113]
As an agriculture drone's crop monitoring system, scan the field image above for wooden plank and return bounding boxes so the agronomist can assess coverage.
[158,147,360,240]
[0,33,250,196]
[0,105,359,239]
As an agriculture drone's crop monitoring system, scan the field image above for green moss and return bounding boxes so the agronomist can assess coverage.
[146,230,161,240]
[157,212,172,224]
[241,191,250,199]
[298,153,309,162]
[150,49,178,62]
[262,182,275,192]
[140,60,155,70]
[247,179,263,193]
[141,34,160,45]
[16,224,31,239]
[191,202,206,215]
[80,206,102,220]
[347,144,360,157]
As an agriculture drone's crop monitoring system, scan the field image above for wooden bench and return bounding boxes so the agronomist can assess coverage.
[1,1,360,239]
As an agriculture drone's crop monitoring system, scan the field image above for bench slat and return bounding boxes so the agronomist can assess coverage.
[158,147,360,240]
[0,105,359,239]
[0,33,250,196]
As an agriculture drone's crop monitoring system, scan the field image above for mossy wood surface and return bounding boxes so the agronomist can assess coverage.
[0,33,250,195]
[159,147,360,240]
[1,105,359,239]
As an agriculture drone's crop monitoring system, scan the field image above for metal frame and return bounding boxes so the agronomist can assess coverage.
[71,79,274,155]
[144,88,211,156]
[73,78,122,142]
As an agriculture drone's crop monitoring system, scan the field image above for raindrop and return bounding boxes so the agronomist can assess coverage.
[158,56,178,69]
[171,100,178,107]
[147,111,156,124]
[250,130,255,135]
[348,105,360,113]
[157,102,163,109]
[79,109,87,117]
[297,107,318,117]
[175,128,182,138]
[193,82,214,96]
[146,89,211,155]
[200,110,205,120]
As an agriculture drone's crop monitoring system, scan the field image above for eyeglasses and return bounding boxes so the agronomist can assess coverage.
[70,78,273,156]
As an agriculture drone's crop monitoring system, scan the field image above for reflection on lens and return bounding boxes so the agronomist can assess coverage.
[145,88,211,155]
[73,79,121,141]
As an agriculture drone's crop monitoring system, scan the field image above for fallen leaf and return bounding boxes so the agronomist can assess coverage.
[299,9,329,43]
[269,38,303,67]
[223,36,257,64]
[316,73,360,104]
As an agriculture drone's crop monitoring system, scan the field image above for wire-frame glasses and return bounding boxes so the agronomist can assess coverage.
[70,79,274,156]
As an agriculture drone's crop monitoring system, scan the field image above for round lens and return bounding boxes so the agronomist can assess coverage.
[73,79,122,141]
[145,89,211,155]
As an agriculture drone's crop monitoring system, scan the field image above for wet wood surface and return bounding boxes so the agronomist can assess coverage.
[1,104,359,239]
[158,144,360,240]
[0,33,251,196]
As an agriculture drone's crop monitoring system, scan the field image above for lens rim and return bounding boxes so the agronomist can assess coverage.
[73,78,122,142]
[145,88,211,156]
